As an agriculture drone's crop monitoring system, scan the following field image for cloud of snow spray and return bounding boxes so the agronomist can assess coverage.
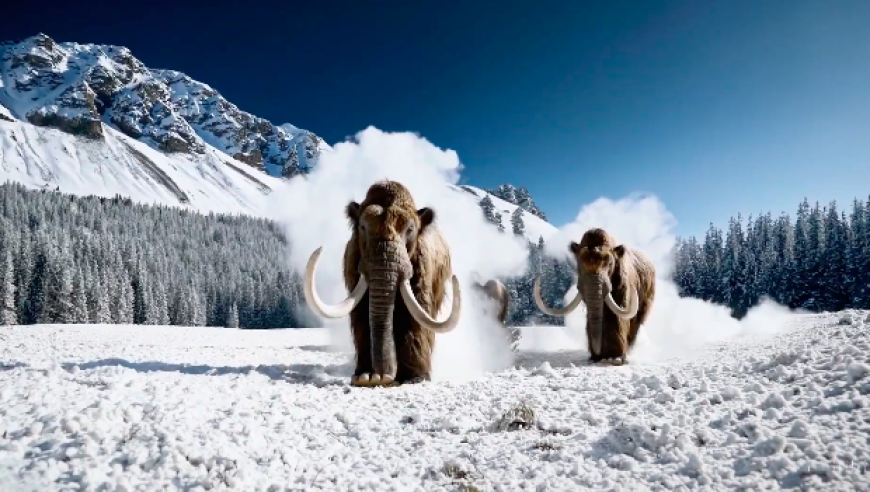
[268,127,529,382]
[542,193,799,364]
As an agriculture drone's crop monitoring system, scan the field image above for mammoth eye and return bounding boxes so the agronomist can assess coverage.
[359,222,367,233]
[406,223,415,235]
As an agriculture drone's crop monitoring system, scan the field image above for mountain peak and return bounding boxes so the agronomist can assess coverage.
[0,33,330,178]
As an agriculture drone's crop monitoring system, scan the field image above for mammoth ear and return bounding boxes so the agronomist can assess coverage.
[345,201,361,227]
[569,241,582,255]
[614,245,627,258]
[417,207,435,231]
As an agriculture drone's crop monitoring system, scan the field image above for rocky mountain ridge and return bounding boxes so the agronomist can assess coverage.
[0,33,556,242]
[0,33,328,178]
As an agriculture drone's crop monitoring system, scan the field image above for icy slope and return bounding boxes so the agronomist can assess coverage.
[0,119,283,215]
[3,311,867,490]
[452,184,559,243]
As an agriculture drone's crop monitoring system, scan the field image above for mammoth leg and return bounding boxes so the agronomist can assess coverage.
[394,286,436,384]
[626,302,646,350]
[596,308,630,362]
[626,290,654,356]
[394,319,435,384]
[349,294,375,385]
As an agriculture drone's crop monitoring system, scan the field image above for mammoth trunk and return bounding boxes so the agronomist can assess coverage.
[367,241,407,379]
[582,275,606,357]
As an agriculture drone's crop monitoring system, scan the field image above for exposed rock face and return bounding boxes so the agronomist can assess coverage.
[153,70,328,176]
[0,33,329,176]
[486,184,548,221]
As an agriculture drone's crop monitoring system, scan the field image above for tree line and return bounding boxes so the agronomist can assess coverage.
[672,196,870,318]
[0,181,305,328]
[7,180,858,329]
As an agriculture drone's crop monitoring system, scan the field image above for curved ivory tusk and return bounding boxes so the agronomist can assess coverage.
[604,287,639,319]
[399,275,462,333]
[303,246,368,319]
[533,276,584,316]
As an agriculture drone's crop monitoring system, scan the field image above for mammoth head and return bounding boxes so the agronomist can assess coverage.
[303,181,462,369]
[532,228,639,355]
[345,197,433,282]
[569,228,626,280]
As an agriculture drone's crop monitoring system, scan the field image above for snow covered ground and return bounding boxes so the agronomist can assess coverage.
[1,311,869,491]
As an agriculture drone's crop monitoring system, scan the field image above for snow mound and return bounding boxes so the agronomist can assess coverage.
[2,311,868,490]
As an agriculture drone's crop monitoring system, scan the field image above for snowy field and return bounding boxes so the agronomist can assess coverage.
[2,312,870,491]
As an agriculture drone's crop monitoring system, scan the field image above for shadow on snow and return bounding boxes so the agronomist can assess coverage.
[512,349,593,370]
[61,358,355,387]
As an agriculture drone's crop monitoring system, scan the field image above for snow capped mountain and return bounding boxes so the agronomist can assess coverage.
[0,33,560,239]
[452,184,558,243]
[0,33,329,179]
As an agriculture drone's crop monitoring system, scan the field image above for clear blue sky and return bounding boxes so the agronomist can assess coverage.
[4,0,869,238]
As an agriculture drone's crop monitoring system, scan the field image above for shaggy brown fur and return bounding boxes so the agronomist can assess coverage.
[570,228,656,362]
[342,180,453,383]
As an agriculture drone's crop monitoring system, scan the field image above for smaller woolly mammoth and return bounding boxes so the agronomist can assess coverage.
[303,180,462,387]
[533,228,656,364]
[471,272,521,352]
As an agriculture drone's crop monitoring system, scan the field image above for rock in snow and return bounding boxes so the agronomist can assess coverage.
[1,310,869,490]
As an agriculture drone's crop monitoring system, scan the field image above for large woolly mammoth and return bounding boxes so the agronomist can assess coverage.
[471,273,521,352]
[303,180,462,387]
[533,228,655,364]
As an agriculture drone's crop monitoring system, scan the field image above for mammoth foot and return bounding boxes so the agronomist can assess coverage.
[351,373,397,387]
[588,354,628,366]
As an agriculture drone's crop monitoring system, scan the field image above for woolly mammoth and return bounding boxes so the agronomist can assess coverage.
[471,273,521,352]
[533,228,655,364]
[303,180,462,387]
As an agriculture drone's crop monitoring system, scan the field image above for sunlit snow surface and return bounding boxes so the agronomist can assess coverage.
[2,311,870,491]
[0,120,283,217]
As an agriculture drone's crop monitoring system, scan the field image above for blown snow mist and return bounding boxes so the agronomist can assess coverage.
[545,193,798,363]
[267,127,529,382]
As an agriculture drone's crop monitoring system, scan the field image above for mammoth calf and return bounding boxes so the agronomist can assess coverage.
[471,274,521,352]
[533,228,655,364]
[303,180,462,387]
